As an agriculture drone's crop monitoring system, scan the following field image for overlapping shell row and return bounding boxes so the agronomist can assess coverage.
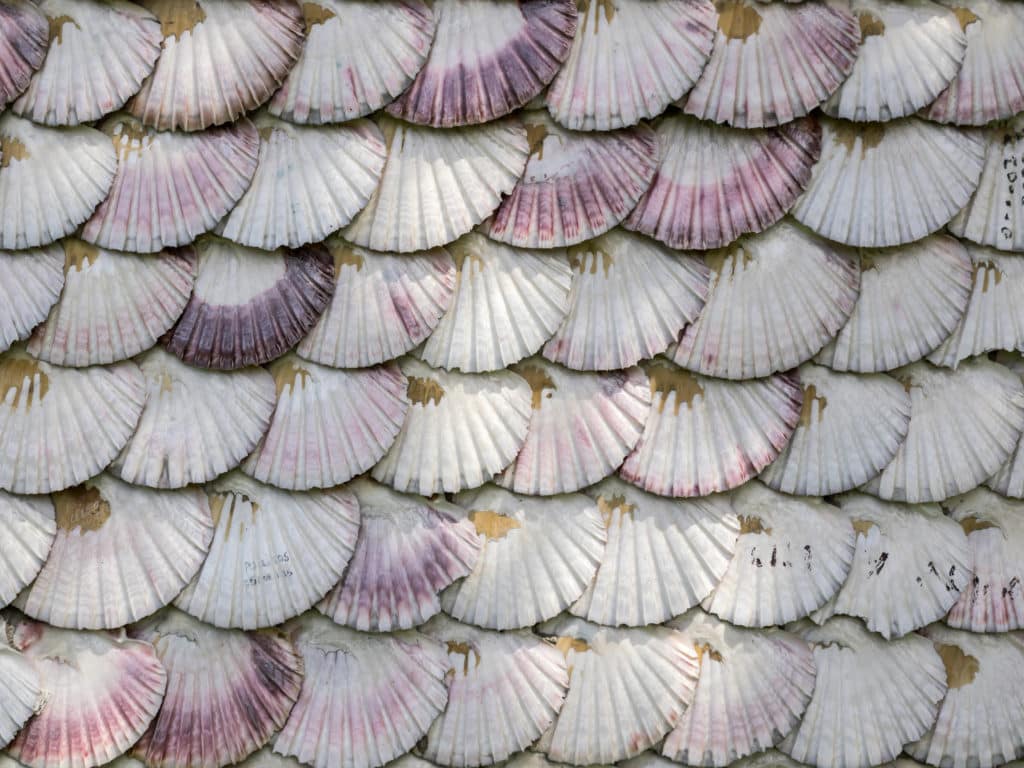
[1,2,1024,768]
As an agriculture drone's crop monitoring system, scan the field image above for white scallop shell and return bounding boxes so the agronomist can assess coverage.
[702,482,857,627]
[759,363,912,496]
[268,0,436,124]
[296,240,456,368]
[621,359,803,498]
[27,241,195,367]
[0,350,146,495]
[317,478,481,632]
[0,491,54,609]
[174,472,360,630]
[546,0,716,131]
[779,617,948,768]
[671,220,861,380]
[821,0,968,121]
[442,484,607,630]
[0,1,48,109]
[682,0,860,128]
[542,229,710,372]
[218,114,386,249]
[275,613,450,768]
[862,358,1024,503]
[571,477,740,627]
[343,116,529,253]
[0,114,116,249]
[815,236,974,372]
[496,359,649,495]
[371,358,532,496]
[419,233,572,373]
[420,615,569,767]
[0,244,64,355]
[0,637,39,749]
[987,353,1024,497]
[241,354,408,491]
[791,117,986,248]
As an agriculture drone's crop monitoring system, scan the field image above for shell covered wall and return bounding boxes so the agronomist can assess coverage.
[0,2,1023,768]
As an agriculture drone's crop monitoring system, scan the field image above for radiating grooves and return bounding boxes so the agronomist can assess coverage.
[543,234,710,371]
[12,1,161,125]
[0,493,55,608]
[270,0,436,124]
[0,646,38,748]
[950,123,1024,252]
[0,1,47,108]
[546,0,716,131]
[987,435,1024,497]
[624,117,821,251]
[817,236,973,373]
[683,0,859,128]
[82,119,260,253]
[297,245,456,368]
[621,369,802,498]
[387,0,576,127]
[0,245,64,353]
[344,117,530,253]
[0,117,116,250]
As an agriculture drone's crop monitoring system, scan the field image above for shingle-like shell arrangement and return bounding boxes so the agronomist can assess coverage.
[2,2,1024,768]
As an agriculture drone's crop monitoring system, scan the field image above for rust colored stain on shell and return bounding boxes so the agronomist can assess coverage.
[331,244,365,273]
[704,246,753,277]
[851,519,878,536]
[716,0,762,40]
[146,0,208,41]
[695,642,724,666]
[578,0,616,34]
[959,515,998,535]
[446,641,481,675]
[0,135,29,168]
[450,240,486,277]
[598,493,636,528]
[518,364,557,410]
[798,384,828,427]
[738,515,772,535]
[46,14,78,44]
[407,376,445,406]
[975,261,1003,293]
[54,485,112,534]
[857,11,885,38]
[525,122,549,161]
[935,643,980,688]
[0,356,49,409]
[271,359,314,396]
[648,365,705,415]
[207,491,260,537]
[567,245,615,277]
[63,239,100,273]
[301,2,336,34]
[834,123,886,157]
[951,6,979,30]
[111,120,154,160]
[469,509,521,541]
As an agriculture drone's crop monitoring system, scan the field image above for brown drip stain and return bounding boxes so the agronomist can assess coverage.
[898,375,916,394]
[567,245,615,278]
[553,635,590,678]
[0,357,49,409]
[518,365,556,410]
[851,519,878,536]
[469,509,521,541]
[577,0,616,34]
[975,261,1003,293]
[159,372,175,395]
[951,6,979,30]
[271,360,313,396]
[301,2,336,34]
[695,642,723,666]
[144,0,208,41]
[46,14,79,44]
[331,244,364,273]
[648,366,705,415]
[111,120,153,160]
[834,124,886,157]
[450,240,486,279]
[703,246,753,277]
[257,125,276,142]
[959,515,998,535]
[798,384,828,427]
[598,494,636,528]
[525,122,549,161]
[54,485,111,534]
[407,376,445,406]
[861,252,877,272]
[0,135,29,168]
[935,643,980,688]
[716,0,762,40]
[207,492,260,536]
[857,10,885,38]
[446,641,481,675]
[738,515,772,535]
[63,240,99,273]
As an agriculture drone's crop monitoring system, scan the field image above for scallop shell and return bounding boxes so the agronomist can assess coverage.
[759,363,912,496]
[0,244,65,355]
[779,617,948,768]
[13,0,161,125]
[815,235,974,372]
[496,359,649,495]
[923,0,1024,125]
[218,114,385,250]
[387,0,576,127]
[110,348,276,489]
[0,635,39,749]
[232,749,305,768]
[343,116,529,253]
[481,111,658,248]
[0,350,146,495]
[907,625,1024,768]
[418,233,572,373]
[927,247,1024,368]
[682,0,860,128]
[27,241,195,367]
[268,0,435,124]
[662,609,816,767]
[545,0,716,131]
[274,613,450,768]
[162,236,334,370]
[702,482,857,627]
[295,239,456,368]
[791,117,986,247]
[317,478,481,632]
[570,477,740,627]
[371,358,532,496]
[537,615,700,764]
[0,1,48,109]
[671,220,861,380]
[821,0,968,122]
[622,115,822,251]
[812,493,972,639]
[16,475,212,630]
[81,114,260,253]
[5,615,167,768]
[129,0,305,131]
[621,359,803,498]
[130,607,304,768]
[0,114,116,250]
[988,353,1024,498]
[420,615,570,767]
[542,229,711,371]
[861,358,1024,503]
[241,354,408,490]
[0,491,54,609]
[945,489,1024,633]
[442,484,606,630]
[174,472,360,630]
